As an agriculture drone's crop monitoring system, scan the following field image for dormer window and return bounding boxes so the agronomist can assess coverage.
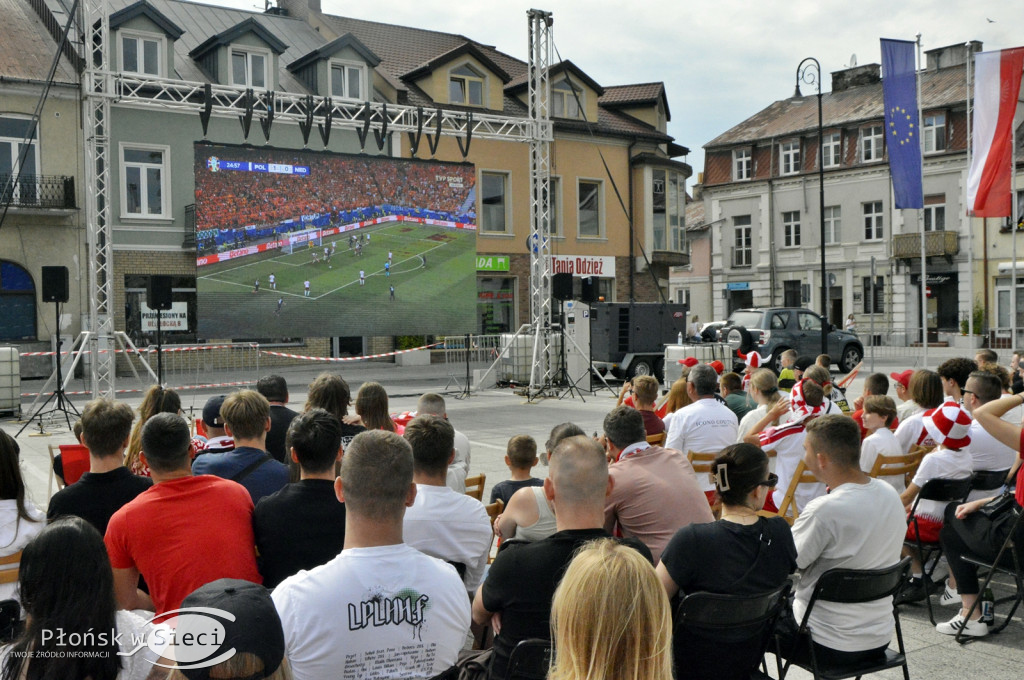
[330,60,365,100]
[120,31,163,76]
[231,48,269,89]
[552,80,583,119]
[449,64,484,107]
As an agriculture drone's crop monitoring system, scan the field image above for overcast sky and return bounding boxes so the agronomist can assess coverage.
[196,0,1015,182]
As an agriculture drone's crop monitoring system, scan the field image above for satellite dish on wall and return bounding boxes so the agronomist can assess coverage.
[849,54,858,67]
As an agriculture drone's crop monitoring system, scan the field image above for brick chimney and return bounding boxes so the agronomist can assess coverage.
[925,41,982,70]
[831,64,881,92]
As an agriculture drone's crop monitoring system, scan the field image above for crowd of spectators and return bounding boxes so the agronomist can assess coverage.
[4,348,1024,679]
[194,148,476,255]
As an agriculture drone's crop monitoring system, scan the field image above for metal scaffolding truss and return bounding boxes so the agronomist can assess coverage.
[78,1,554,397]
[526,9,556,396]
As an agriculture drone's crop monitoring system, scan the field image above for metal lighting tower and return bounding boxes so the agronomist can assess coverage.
[526,9,555,396]
[82,0,116,398]
[796,57,828,356]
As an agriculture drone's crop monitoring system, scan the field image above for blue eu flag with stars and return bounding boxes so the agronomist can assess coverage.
[881,39,923,209]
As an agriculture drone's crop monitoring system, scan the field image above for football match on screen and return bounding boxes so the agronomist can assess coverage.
[194,142,478,338]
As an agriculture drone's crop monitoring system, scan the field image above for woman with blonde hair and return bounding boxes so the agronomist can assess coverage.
[660,371,692,431]
[736,368,787,441]
[124,384,181,476]
[549,538,673,680]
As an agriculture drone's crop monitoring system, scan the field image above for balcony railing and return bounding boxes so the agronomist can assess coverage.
[892,229,959,260]
[0,174,75,209]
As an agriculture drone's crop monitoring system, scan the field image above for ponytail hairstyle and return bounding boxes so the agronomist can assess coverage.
[712,443,770,508]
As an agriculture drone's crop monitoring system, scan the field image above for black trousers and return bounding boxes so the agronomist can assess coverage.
[940,502,1023,596]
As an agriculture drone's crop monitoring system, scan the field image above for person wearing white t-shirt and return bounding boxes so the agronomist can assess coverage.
[402,415,491,593]
[268,272,276,290]
[359,270,365,286]
[896,402,974,603]
[665,364,738,500]
[962,371,1017,500]
[303,280,310,297]
[859,395,905,492]
[778,415,906,668]
[416,393,472,494]
[272,430,470,680]
[745,379,827,513]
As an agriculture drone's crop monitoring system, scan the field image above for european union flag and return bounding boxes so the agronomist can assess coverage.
[881,39,923,209]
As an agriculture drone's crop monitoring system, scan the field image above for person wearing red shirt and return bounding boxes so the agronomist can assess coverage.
[105,412,261,615]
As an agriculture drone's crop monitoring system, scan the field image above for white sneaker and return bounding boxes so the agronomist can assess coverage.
[938,583,961,607]
[936,613,989,637]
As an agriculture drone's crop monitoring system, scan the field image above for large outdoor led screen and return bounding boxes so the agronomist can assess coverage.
[194,142,477,338]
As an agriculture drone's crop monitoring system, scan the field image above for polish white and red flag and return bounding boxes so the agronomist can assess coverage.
[967,48,1024,217]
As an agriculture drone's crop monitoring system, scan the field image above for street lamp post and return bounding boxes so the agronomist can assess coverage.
[795,57,828,356]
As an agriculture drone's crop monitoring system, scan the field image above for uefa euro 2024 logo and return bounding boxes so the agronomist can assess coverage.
[207,157,221,173]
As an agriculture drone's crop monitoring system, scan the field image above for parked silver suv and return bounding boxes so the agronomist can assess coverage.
[719,307,864,373]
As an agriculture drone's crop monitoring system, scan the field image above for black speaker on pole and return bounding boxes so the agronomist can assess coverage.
[41,266,69,303]
[147,275,174,311]
[552,272,574,301]
[580,276,598,303]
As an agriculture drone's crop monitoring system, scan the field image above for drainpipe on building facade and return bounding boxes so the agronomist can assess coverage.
[768,136,777,307]
[628,138,638,302]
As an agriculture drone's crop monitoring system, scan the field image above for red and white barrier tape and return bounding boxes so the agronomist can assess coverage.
[20,344,254,357]
[21,380,256,398]
[260,342,442,362]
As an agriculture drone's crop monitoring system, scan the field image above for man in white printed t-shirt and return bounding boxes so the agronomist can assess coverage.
[272,430,470,680]
[664,364,738,503]
[777,415,906,668]
[962,370,1017,500]
[402,415,491,594]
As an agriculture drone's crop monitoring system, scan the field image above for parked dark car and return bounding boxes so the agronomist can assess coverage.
[718,307,863,373]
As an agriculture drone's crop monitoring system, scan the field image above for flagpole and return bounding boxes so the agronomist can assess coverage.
[1014,112,1019,351]
[917,34,928,367]
[966,44,974,338]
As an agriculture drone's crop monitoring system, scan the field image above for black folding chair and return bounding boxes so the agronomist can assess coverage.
[956,505,1024,644]
[505,638,551,680]
[778,557,911,680]
[970,469,1011,496]
[904,476,972,624]
[673,584,790,680]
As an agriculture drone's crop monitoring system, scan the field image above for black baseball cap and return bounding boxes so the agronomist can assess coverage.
[793,356,815,372]
[202,395,228,428]
[178,579,284,680]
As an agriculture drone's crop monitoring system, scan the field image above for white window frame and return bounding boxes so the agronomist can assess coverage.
[0,114,40,204]
[923,203,946,232]
[479,170,510,234]
[577,178,604,239]
[118,29,165,77]
[733,216,752,267]
[923,113,946,154]
[861,125,883,162]
[230,46,271,89]
[119,143,170,219]
[733,148,751,181]
[780,141,800,175]
[552,79,583,119]
[822,132,841,168]
[824,205,841,244]
[676,287,690,306]
[863,200,883,241]
[328,59,367,101]
[448,63,485,107]
[782,210,801,247]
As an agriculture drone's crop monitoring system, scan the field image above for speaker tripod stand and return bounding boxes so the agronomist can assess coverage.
[17,301,79,436]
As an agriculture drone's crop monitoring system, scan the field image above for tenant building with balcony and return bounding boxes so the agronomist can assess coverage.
[702,42,989,342]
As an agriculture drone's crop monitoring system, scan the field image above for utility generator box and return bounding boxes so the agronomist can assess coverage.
[588,303,687,379]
